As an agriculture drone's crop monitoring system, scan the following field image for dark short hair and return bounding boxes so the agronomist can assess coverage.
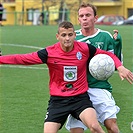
[78,2,97,16]
[58,21,74,33]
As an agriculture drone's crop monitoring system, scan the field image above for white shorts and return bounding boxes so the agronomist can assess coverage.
[65,88,120,131]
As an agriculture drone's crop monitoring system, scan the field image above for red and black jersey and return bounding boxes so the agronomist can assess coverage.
[38,41,92,96]
[0,41,122,96]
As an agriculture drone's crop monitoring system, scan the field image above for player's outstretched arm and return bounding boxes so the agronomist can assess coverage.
[0,52,43,65]
[117,66,133,84]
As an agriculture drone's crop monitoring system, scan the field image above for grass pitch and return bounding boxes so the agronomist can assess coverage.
[0,25,133,133]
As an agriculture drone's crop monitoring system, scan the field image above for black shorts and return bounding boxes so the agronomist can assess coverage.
[44,92,94,129]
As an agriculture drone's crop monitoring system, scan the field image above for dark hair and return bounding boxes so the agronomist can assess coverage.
[58,21,74,33]
[78,2,97,16]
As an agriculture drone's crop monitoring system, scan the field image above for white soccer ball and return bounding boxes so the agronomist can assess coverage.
[89,54,115,80]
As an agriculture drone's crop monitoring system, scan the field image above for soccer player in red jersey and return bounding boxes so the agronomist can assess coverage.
[0,21,133,133]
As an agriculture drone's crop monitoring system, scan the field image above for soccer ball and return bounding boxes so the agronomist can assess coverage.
[89,54,115,80]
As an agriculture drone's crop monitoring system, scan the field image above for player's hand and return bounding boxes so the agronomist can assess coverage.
[113,30,118,40]
[117,66,133,84]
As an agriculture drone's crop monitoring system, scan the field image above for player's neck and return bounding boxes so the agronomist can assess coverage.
[61,44,74,52]
[81,28,97,36]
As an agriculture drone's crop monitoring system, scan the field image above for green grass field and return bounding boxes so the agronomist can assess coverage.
[0,25,133,133]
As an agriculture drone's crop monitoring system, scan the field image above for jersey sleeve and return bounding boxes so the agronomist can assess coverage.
[0,51,44,65]
[113,33,122,61]
[95,48,122,69]
[107,39,114,53]
[87,43,97,62]
[37,48,48,63]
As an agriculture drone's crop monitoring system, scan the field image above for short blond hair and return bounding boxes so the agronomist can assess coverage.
[78,2,97,16]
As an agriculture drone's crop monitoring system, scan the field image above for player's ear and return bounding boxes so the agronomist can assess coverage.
[74,32,76,38]
[56,33,59,40]
[78,16,81,25]
[94,15,98,23]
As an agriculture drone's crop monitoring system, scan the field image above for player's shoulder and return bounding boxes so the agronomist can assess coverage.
[75,41,96,55]
[74,40,87,46]
[46,42,60,51]
[74,41,89,50]
[98,28,113,38]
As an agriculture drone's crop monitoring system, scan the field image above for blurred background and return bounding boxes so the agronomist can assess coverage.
[0,0,133,26]
[0,1,133,133]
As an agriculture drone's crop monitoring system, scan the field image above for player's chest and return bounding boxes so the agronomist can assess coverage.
[85,39,105,49]
[47,51,88,69]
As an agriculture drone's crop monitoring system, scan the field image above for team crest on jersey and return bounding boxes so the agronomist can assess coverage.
[76,52,82,60]
[95,42,104,49]
[86,40,91,44]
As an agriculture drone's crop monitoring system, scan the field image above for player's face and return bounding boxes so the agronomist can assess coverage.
[78,7,98,29]
[56,27,76,52]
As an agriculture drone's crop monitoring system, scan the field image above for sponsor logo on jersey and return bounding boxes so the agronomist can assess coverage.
[64,66,77,81]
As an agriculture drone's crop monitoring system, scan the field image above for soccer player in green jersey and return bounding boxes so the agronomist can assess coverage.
[66,2,123,133]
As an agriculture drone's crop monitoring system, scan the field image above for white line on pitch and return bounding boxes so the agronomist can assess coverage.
[0,43,43,49]
[0,65,47,70]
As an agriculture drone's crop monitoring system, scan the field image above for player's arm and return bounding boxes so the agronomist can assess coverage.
[0,49,48,65]
[117,66,133,84]
[88,44,133,84]
[87,43,121,69]
[114,34,123,62]
[113,30,123,62]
